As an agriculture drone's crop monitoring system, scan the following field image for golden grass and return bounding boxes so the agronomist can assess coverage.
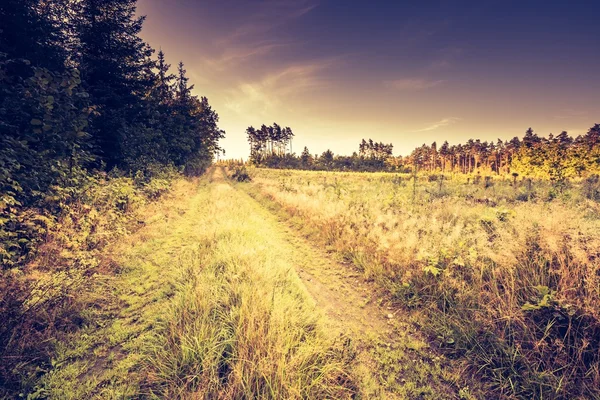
[12,165,599,398]
[33,169,356,399]
[244,167,600,399]
[143,170,356,398]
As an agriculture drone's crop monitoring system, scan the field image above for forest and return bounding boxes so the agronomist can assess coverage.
[1,0,224,267]
[247,125,600,181]
[1,0,224,395]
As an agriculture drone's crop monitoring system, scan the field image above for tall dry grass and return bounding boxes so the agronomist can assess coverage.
[18,170,357,398]
[245,168,600,399]
[142,171,356,398]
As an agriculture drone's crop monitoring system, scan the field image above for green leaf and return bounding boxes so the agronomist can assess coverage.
[423,265,441,277]
[535,285,550,297]
[538,294,552,307]
[522,302,541,311]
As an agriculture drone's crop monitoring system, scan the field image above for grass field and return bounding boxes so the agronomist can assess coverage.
[240,167,600,399]
[30,169,359,399]
[8,166,599,399]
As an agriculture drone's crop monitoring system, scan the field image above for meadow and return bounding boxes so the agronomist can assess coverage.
[4,164,600,399]
[4,169,360,399]
[239,167,600,399]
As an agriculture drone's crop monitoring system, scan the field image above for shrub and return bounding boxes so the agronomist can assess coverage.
[231,166,251,182]
[583,174,600,201]
[0,171,173,396]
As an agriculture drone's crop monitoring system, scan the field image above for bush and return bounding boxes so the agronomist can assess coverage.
[0,170,174,396]
[231,166,251,182]
[583,174,600,201]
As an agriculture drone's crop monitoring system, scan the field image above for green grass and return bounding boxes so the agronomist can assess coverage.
[32,170,357,399]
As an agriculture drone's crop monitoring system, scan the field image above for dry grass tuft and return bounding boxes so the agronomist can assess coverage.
[246,168,600,398]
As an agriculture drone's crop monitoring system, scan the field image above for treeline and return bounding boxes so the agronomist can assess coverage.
[407,127,600,180]
[1,0,224,266]
[246,123,295,162]
[1,0,224,393]
[247,125,600,178]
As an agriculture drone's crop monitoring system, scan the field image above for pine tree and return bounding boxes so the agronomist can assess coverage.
[74,0,155,167]
[584,124,600,149]
[170,62,224,174]
[320,149,334,168]
[176,61,193,101]
[154,50,176,104]
[440,141,449,172]
[283,127,294,154]
[300,146,312,168]
[0,0,69,71]
[523,127,540,149]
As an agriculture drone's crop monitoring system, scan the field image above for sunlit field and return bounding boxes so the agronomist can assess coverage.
[238,167,600,399]
[4,1,600,398]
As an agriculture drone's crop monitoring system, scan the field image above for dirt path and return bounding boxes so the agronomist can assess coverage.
[39,168,467,399]
[220,168,465,399]
[220,168,393,337]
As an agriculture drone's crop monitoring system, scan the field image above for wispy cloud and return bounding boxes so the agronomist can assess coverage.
[385,78,445,91]
[201,1,317,73]
[553,109,588,120]
[223,59,336,116]
[215,0,317,47]
[415,117,461,132]
[202,41,288,71]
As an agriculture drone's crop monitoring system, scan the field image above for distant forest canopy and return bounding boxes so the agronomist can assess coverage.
[246,124,600,179]
[1,0,224,265]
[246,124,295,159]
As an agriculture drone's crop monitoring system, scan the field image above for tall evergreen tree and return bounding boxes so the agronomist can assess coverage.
[0,0,69,71]
[170,62,224,174]
[73,0,154,167]
[153,50,176,104]
[584,124,600,149]
[176,61,193,101]
[300,146,312,168]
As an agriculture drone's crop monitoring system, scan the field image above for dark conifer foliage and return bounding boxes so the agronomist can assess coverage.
[1,1,224,390]
[1,0,224,266]
[0,0,69,71]
[72,0,155,166]
[1,0,95,266]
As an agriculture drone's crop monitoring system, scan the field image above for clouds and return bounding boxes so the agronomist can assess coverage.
[384,78,445,91]
[553,109,588,120]
[187,0,322,102]
[207,0,317,71]
[138,0,600,161]
[415,117,461,132]
[215,0,317,47]
[223,59,336,117]
[202,42,288,71]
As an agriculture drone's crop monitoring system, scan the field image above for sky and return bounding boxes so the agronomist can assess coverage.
[136,0,600,159]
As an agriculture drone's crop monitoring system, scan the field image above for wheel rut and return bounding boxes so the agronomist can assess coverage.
[216,168,461,399]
